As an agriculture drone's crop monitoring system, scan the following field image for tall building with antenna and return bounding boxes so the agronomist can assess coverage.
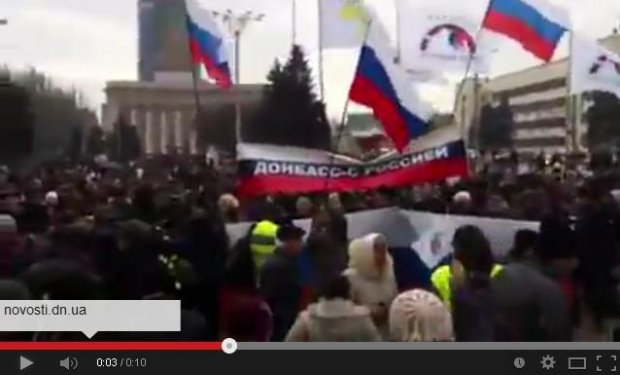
[138,0,192,81]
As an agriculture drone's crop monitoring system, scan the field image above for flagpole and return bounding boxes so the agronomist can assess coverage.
[451,3,492,177]
[292,0,297,46]
[567,30,577,152]
[234,33,243,145]
[454,2,491,112]
[213,10,265,145]
[323,20,372,192]
[184,10,202,112]
[184,13,203,153]
[394,0,402,63]
[188,57,202,112]
[463,1,493,85]
[453,2,492,164]
[317,0,326,100]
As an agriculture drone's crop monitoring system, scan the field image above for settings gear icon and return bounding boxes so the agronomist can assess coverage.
[541,355,556,370]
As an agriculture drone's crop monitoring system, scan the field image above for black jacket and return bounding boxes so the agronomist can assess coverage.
[492,263,571,341]
[453,262,571,342]
[259,248,301,341]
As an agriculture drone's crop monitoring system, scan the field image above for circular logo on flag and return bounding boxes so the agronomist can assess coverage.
[430,232,443,255]
[589,54,620,76]
[420,24,476,54]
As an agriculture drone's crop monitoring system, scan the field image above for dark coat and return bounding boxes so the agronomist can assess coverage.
[259,248,302,341]
[453,278,495,342]
[453,262,571,342]
[305,232,347,291]
[219,286,272,341]
[576,207,620,321]
[492,263,571,341]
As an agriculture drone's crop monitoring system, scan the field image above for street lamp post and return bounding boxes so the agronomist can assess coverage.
[212,10,264,84]
[0,18,8,77]
[212,10,264,144]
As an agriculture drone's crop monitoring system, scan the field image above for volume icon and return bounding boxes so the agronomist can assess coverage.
[59,357,78,371]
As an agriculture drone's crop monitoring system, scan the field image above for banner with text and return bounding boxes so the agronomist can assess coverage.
[236,140,469,197]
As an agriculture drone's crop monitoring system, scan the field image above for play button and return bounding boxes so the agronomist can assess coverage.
[20,356,33,371]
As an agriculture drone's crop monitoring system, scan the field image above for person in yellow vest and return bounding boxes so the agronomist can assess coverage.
[431,226,504,312]
[250,220,279,274]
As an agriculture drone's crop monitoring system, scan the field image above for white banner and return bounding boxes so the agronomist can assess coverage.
[570,35,620,99]
[398,5,490,76]
[227,209,538,269]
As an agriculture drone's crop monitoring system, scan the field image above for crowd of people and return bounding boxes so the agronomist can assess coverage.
[0,152,618,342]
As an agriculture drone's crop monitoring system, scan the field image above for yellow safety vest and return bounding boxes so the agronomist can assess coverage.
[250,221,279,273]
[431,264,504,311]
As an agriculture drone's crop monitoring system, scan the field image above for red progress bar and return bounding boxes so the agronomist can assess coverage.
[0,342,222,351]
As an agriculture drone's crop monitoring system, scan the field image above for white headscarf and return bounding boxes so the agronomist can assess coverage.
[347,233,394,280]
[389,289,454,342]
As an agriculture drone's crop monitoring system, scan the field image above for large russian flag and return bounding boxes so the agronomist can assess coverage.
[185,0,232,88]
[482,0,569,62]
[348,15,431,152]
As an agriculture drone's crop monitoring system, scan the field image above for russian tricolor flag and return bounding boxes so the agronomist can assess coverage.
[482,0,570,62]
[185,0,232,88]
[349,17,431,152]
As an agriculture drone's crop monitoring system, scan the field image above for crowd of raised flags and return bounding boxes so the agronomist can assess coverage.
[184,0,620,155]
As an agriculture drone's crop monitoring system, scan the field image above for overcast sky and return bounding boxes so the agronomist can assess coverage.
[1,0,620,118]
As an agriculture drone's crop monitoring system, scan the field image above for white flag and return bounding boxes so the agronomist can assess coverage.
[410,216,455,269]
[570,35,620,99]
[320,0,369,49]
[398,5,491,76]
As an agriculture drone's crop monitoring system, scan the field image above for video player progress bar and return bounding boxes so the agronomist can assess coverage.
[0,342,222,351]
[239,343,620,350]
[0,342,619,351]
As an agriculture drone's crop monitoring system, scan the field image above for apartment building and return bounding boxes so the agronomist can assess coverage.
[457,33,620,154]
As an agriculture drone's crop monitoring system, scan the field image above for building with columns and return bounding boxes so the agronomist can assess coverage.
[102,73,264,155]
[101,0,264,156]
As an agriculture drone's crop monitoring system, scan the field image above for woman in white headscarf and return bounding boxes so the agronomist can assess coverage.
[344,233,398,338]
[389,289,454,342]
